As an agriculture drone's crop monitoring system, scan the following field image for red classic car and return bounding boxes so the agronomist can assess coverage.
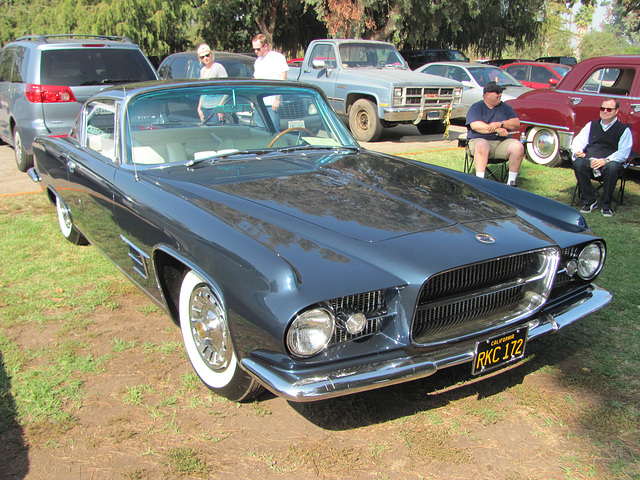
[507,55,640,167]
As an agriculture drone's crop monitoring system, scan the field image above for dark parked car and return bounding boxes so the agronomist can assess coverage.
[508,55,640,166]
[535,56,577,67]
[29,79,610,402]
[485,58,533,67]
[501,62,571,89]
[0,34,158,171]
[400,49,469,70]
[157,51,255,79]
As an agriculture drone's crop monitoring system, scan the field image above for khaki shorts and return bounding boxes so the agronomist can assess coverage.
[468,138,519,159]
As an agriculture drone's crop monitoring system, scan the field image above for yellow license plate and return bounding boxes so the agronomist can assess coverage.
[472,327,528,375]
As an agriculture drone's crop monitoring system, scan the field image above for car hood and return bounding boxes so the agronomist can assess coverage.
[500,85,532,101]
[339,68,462,87]
[153,151,516,243]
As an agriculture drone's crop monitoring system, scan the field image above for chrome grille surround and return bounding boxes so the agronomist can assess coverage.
[400,87,460,107]
[326,290,387,345]
[412,247,560,346]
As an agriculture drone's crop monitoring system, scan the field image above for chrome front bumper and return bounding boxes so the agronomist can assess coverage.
[383,104,465,123]
[242,285,611,402]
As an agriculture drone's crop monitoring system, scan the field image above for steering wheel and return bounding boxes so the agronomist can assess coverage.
[268,127,314,148]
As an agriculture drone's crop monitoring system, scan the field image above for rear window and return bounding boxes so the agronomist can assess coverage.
[41,48,156,86]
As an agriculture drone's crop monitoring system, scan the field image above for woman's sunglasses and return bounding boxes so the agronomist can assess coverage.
[199,53,211,59]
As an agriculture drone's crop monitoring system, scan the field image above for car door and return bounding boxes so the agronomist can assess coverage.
[530,65,557,89]
[572,66,638,147]
[504,65,532,88]
[299,43,340,113]
[0,47,20,142]
[64,99,120,257]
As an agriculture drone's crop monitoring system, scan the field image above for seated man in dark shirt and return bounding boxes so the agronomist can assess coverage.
[466,82,524,186]
[571,98,631,218]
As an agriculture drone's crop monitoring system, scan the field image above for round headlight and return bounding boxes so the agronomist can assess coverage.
[287,308,334,357]
[577,242,605,280]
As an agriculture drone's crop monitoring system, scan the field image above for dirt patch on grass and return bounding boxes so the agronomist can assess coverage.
[2,287,638,480]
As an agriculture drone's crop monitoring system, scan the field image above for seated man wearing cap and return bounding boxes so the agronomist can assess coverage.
[466,81,524,186]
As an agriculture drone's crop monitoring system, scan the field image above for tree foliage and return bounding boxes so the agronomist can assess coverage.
[1,0,639,60]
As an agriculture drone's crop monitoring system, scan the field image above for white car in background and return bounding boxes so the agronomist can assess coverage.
[417,62,532,120]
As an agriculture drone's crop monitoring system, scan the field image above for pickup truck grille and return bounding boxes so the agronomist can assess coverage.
[411,248,559,346]
[405,87,458,106]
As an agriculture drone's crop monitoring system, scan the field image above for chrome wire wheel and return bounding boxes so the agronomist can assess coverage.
[188,285,231,372]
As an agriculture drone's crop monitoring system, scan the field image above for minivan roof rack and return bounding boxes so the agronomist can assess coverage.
[15,34,134,44]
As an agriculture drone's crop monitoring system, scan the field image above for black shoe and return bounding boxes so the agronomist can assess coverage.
[580,201,597,213]
[601,208,614,218]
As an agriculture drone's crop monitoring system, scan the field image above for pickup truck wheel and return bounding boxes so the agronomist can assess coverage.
[56,196,88,245]
[417,120,446,135]
[349,99,383,142]
[179,270,263,402]
[14,129,34,172]
[525,126,561,167]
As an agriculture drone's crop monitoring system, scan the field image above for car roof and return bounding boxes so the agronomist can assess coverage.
[501,61,570,68]
[420,61,499,68]
[10,34,137,48]
[95,78,323,101]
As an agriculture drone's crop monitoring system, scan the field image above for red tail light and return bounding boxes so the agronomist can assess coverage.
[25,84,77,103]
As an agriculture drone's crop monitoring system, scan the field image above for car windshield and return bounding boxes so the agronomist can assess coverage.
[552,65,570,77]
[467,66,522,87]
[124,83,358,166]
[338,43,407,68]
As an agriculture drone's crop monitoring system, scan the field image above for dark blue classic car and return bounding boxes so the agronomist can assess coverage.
[29,80,611,402]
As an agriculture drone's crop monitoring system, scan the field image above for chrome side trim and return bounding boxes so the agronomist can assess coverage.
[519,120,571,131]
[242,285,611,402]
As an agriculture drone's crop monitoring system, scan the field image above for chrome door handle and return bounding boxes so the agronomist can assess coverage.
[631,104,640,113]
[67,159,76,174]
[569,97,582,106]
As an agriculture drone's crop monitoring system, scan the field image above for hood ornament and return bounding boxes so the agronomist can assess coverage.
[476,233,496,244]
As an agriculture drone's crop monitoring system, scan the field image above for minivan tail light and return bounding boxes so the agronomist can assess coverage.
[25,84,77,103]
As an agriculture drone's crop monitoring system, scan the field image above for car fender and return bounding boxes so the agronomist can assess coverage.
[507,96,576,137]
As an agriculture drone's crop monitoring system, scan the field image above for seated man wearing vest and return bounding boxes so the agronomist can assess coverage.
[571,98,632,218]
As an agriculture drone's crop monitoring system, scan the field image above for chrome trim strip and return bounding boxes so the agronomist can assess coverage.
[554,89,640,101]
[241,285,611,402]
[519,120,571,131]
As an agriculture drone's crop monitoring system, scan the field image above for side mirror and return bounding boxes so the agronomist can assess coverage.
[312,59,326,69]
[549,78,559,85]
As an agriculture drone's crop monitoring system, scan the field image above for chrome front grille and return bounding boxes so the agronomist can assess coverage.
[412,248,560,346]
[279,98,306,118]
[404,87,457,106]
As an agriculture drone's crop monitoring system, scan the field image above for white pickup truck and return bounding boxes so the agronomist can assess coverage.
[289,39,464,142]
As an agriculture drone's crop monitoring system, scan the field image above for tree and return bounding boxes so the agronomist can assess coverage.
[579,28,634,57]
[197,0,325,55]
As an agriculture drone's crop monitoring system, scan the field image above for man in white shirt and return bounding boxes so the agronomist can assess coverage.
[571,98,632,217]
[251,34,289,131]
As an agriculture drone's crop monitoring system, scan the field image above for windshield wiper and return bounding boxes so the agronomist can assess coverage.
[185,149,274,168]
[101,78,136,84]
[276,145,359,153]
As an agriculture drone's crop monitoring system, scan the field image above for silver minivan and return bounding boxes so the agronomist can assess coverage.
[0,34,158,171]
